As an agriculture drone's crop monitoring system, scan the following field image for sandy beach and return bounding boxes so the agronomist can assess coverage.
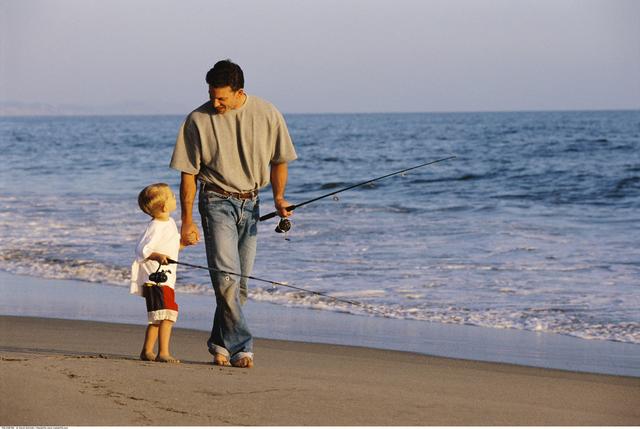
[1,315,639,426]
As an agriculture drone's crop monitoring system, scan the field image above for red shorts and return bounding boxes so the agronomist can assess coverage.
[143,284,179,323]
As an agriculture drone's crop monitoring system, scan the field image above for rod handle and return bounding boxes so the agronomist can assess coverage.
[259,205,296,222]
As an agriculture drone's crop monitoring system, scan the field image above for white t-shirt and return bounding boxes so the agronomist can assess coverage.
[130,218,180,296]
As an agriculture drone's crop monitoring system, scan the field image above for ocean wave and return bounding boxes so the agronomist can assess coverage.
[319,181,348,190]
[248,286,640,344]
[0,249,130,287]
[1,249,638,345]
[409,173,495,184]
[608,176,640,198]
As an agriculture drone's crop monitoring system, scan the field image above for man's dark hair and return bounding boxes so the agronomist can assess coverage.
[206,59,244,91]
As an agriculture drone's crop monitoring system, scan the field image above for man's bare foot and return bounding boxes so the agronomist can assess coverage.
[213,353,231,366]
[232,356,254,368]
[155,354,180,363]
[140,350,156,361]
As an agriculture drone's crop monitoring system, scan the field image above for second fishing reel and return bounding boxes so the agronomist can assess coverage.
[149,264,172,285]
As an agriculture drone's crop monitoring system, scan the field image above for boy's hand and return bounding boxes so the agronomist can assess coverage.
[181,221,200,247]
[147,252,170,265]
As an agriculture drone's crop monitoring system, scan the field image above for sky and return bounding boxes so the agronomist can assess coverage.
[1,0,639,114]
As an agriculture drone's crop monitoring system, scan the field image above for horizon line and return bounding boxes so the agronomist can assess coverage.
[1,107,639,118]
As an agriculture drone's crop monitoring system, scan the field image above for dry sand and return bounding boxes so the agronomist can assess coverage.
[1,315,639,425]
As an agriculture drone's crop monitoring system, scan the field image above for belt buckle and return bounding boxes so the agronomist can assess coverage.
[236,189,255,199]
[203,183,255,199]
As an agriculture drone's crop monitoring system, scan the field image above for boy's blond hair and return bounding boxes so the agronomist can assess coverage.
[138,183,170,217]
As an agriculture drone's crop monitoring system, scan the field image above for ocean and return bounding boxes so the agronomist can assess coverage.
[1,110,639,346]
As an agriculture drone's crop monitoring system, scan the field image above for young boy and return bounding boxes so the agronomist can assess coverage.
[130,183,182,363]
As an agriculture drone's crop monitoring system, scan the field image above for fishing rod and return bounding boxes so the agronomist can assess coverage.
[260,156,457,232]
[166,258,386,315]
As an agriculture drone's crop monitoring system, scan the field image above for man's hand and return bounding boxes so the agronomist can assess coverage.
[275,198,294,218]
[181,221,200,247]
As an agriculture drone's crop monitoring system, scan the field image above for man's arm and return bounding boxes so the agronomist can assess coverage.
[270,162,293,218]
[180,172,200,246]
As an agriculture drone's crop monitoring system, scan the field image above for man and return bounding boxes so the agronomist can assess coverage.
[170,59,297,368]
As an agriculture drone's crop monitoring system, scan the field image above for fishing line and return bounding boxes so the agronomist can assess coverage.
[260,155,457,228]
[166,258,386,316]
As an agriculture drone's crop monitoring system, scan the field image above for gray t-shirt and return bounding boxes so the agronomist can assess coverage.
[170,95,297,192]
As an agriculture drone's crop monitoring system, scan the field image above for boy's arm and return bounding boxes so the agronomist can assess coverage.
[147,252,171,265]
[180,172,200,246]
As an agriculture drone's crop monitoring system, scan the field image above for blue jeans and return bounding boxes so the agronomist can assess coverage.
[198,190,259,362]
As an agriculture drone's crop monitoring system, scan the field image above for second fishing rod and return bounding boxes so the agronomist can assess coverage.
[164,258,387,315]
[261,155,456,234]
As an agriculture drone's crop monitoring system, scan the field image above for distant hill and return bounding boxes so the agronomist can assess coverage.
[0,101,184,116]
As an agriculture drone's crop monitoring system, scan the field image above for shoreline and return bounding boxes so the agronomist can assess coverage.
[1,270,640,377]
[2,315,640,425]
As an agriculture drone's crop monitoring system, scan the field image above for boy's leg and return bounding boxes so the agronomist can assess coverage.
[156,320,180,363]
[141,324,159,361]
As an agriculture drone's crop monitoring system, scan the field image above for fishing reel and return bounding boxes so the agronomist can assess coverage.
[274,217,292,241]
[275,217,291,233]
[149,264,171,285]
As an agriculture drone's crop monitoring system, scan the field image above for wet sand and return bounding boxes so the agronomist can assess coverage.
[1,315,639,425]
[2,270,639,377]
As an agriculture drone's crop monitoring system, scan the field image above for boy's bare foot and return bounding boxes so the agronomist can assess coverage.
[232,356,254,368]
[213,353,231,366]
[155,354,180,363]
[140,350,156,361]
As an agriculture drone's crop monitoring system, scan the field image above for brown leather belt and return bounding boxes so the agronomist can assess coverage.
[201,182,258,200]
